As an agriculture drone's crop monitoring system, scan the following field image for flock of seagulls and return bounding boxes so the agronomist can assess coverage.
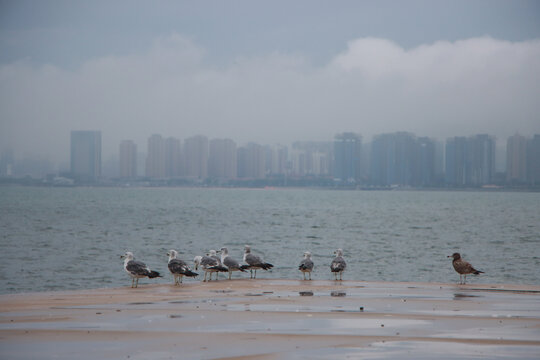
[122,247,484,288]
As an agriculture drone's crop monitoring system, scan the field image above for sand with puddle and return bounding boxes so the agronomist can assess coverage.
[1,279,539,359]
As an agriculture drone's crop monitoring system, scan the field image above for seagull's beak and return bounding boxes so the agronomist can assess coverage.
[447,255,452,258]
[120,255,125,259]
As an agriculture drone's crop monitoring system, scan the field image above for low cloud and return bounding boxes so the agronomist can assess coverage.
[1,34,539,163]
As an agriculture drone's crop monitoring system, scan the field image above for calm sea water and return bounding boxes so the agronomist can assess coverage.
[0,186,539,294]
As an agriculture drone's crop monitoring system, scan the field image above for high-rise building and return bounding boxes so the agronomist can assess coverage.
[0,148,14,177]
[265,145,288,176]
[333,132,362,183]
[445,136,467,186]
[506,134,527,184]
[208,138,237,179]
[165,137,182,178]
[468,134,495,185]
[445,134,495,186]
[184,135,209,179]
[527,135,540,185]
[415,137,436,186]
[70,130,101,182]
[370,132,417,186]
[145,134,165,179]
[312,151,330,176]
[119,140,137,179]
[237,143,265,179]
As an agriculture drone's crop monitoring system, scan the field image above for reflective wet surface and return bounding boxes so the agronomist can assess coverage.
[1,280,539,359]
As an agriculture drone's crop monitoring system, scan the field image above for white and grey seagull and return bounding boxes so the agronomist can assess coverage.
[194,251,228,282]
[298,251,314,280]
[243,245,274,279]
[121,251,161,288]
[220,247,249,280]
[167,249,198,285]
[330,248,346,281]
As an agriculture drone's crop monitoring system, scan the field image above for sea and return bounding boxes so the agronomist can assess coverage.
[0,186,539,294]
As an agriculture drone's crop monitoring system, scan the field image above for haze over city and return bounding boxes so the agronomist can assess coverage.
[1,0,539,167]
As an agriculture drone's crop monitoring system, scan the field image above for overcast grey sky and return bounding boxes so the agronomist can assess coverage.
[1,0,539,164]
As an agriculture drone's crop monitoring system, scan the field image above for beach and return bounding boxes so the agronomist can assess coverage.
[1,279,539,359]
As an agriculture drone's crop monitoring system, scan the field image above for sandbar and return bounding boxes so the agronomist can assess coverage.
[1,279,539,359]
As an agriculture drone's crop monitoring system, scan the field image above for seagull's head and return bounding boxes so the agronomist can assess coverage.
[244,245,251,253]
[121,252,134,260]
[209,249,218,257]
[220,247,229,255]
[167,250,178,259]
[448,253,461,260]
[193,256,202,270]
[334,249,343,257]
[304,251,312,259]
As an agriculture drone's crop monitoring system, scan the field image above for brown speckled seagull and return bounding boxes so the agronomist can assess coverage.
[448,252,484,284]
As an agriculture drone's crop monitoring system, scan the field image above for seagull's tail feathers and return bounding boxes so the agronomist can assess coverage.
[148,270,161,278]
[261,262,273,270]
[210,265,229,272]
[183,269,198,277]
[239,265,250,271]
[473,270,484,275]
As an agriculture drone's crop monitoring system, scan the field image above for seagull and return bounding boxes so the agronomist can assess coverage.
[298,251,314,280]
[220,247,249,280]
[448,252,484,284]
[121,251,161,288]
[330,249,346,281]
[243,245,274,279]
[167,250,198,285]
[194,251,228,282]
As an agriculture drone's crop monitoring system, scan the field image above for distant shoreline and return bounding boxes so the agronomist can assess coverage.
[1,181,539,193]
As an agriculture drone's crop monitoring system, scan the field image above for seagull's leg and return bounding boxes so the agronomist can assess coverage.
[135,278,139,288]
[464,275,467,284]
[254,269,257,279]
[229,271,232,280]
[309,272,311,280]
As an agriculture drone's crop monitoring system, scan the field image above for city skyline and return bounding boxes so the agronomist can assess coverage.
[1,1,539,165]
[2,129,539,178]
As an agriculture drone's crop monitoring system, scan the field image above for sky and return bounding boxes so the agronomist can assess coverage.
[1,0,539,165]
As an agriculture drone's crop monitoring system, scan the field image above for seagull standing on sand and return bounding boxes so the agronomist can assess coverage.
[243,245,274,279]
[298,251,314,280]
[220,247,249,280]
[194,251,228,282]
[167,250,198,285]
[121,251,161,288]
[330,249,346,281]
[448,252,484,284]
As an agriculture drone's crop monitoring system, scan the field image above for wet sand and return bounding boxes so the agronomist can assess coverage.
[1,279,539,359]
